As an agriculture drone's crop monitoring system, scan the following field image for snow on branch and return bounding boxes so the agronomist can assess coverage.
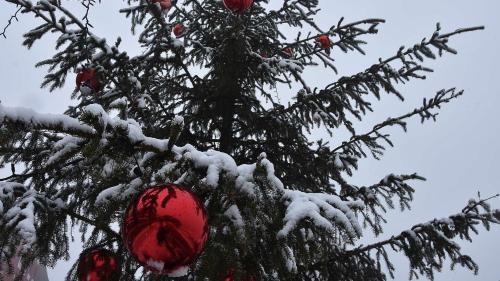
[279,190,364,239]
[0,182,27,214]
[342,173,425,235]
[2,103,369,254]
[0,104,95,136]
[1,186,38,253]
[178,146,238,188]
[95,178,144,206]
[46,136,84,166]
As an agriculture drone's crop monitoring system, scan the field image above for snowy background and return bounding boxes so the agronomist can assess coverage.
[1,1,499,280]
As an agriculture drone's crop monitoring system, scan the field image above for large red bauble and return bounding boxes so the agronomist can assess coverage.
[152,0,172,11]
[173,23,186,38]
[317,35,331,49]
[77,249,119,281]
[223,0,253,13]
[122,184,209,275]
[76,67,101,92]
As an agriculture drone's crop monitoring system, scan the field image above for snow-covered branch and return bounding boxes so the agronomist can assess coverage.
[279,190,364,239]
[343,173,426,235]
[0,104,95,136]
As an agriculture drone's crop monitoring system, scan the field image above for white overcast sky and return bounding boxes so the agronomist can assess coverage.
[0,1,499,280]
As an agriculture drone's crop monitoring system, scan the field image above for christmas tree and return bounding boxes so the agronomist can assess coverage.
[0,0,499,280]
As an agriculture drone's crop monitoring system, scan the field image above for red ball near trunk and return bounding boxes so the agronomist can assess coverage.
[122,184,209,275]
[317,35,331,50]
[173,23,186,38]
[223,0,253,13]
[77,249,119,281]
[76,67,101,92]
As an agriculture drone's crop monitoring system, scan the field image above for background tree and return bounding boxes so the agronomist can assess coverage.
[0,0,499,280]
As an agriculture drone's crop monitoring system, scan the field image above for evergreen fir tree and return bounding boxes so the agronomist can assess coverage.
[1,0,499,280]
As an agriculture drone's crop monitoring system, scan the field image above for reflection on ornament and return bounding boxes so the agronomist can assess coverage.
[77,249,119,281]
[122,184,209,275]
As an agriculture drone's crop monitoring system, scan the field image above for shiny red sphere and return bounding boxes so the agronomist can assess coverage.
[152,0,172,11]
[317,35,331,49]
[122,184,209,275]
[76,67,101,92]
[77,249,119,281]
[173,23,186,38]
[223,0,253,13]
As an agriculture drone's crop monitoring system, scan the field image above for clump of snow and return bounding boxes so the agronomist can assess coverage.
[258,157,285,191]
[146,258,165,272]
[172,116,184,126]
[282,246,297,273]
[168,266,189,277]
[224,205,245,231]
[4,190,38,252]
[95,178,144,205]
[235,164,258,197]
[46,136,82,165]
[128,75,142,90]
[175,147,238,187]
[172,38,184,49]
[79,85,93,95]
[109,97,128,108]
[136,97,147,109]
[278,190,364,239]
[0,104,95,134]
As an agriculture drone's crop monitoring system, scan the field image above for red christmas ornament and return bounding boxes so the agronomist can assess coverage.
[77,249,119,281]
[317,35,331,50]
[173,23,186,38]
[224,271,234,281]
[223,0,253,13]
[76,67,101,92]
[122,184,209,275]
[152,0,172,11]
[283,47,294,58]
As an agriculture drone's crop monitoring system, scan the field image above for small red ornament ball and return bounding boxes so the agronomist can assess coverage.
[223,0,253,13]
[77,249,119,281]
[317,35,331,49]
[152,0,172,11]
[173,23,186,38]
[122,184,209,275]
[283,47,294,58]
[76,67,101,92]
